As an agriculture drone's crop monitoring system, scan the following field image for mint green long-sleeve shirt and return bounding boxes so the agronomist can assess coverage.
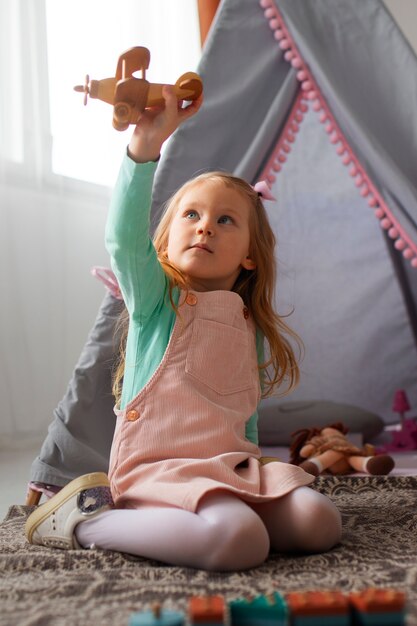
[105,154,261,445]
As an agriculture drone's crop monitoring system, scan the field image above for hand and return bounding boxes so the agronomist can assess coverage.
[127,85,203,163]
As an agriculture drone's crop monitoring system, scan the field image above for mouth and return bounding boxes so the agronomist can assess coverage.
[191,243,213,253]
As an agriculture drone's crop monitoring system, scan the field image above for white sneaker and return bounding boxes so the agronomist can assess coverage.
[25,472,113,549]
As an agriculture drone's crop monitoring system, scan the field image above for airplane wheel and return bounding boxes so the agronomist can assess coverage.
[113,101,132,131]
[175,72,203,100]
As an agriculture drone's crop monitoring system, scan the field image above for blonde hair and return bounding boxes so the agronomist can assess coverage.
[113,171,302,404]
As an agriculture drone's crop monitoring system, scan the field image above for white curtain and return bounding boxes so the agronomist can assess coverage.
[0,0,201,445]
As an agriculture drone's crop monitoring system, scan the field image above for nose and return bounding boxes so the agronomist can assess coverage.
[196,220,214,236]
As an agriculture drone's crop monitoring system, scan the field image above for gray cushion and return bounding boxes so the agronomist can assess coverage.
[258,400,384,445]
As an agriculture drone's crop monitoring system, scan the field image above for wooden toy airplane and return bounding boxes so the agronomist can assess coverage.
[74,46,203,131]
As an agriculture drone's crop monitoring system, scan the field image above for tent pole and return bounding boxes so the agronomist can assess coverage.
[384,232,417,351]
[197,0,221,46]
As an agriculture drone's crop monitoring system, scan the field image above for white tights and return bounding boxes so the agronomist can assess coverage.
[75,487,341,571]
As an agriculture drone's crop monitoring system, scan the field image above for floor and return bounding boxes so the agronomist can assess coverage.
[0,444,41,520]
[1,435,417,522]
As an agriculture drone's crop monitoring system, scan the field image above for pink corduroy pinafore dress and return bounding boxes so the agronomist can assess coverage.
[108,289,314,511]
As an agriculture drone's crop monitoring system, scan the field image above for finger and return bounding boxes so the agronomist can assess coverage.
[179,96,202,118]
[178,93,204,120]
[162,84,178,111]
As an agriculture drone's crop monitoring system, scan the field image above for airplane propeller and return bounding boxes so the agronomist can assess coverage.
[74,74,90,106]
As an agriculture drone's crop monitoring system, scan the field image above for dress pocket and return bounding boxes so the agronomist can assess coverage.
[185,318,253,395]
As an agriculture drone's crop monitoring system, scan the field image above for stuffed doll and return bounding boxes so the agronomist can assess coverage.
[289,422,395,476]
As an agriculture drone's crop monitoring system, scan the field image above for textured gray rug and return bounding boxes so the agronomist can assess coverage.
[0,476,416,626]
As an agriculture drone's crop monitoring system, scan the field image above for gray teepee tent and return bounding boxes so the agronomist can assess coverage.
[30,0,417,492]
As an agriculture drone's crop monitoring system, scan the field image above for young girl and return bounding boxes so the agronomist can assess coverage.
[26,87,341,571]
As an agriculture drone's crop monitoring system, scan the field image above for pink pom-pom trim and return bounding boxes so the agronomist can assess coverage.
[394,239,406,251]
[260,0,417,267]
[258,91,306,179]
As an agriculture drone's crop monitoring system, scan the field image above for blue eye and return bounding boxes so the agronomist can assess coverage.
[185,210,199,219]
[218,215,233,224]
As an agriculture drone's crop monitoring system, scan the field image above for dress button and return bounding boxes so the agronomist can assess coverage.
[243,307,249,319]
[126,409,139,421]
[186,293,198,306]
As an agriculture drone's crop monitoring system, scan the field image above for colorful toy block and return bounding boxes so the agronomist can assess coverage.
[285,590,350,626]
[349,588,406,625]
[188,595,226,624]
[229,592,288,625]
[128,588,408,626]
[129,603,185,626]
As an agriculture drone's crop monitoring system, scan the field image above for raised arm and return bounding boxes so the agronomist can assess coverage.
[127,85,203,163]
[105,88,203,318]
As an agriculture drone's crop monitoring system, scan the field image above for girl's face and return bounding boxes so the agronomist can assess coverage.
[167,180,256,292]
